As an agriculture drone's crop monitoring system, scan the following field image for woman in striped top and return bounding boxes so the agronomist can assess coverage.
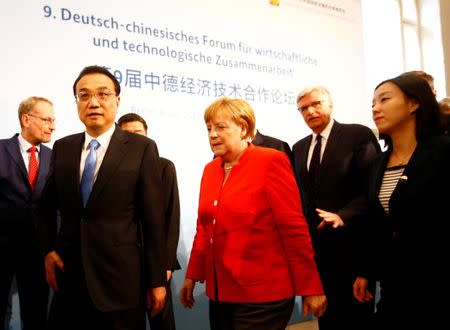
[353,74,450,329]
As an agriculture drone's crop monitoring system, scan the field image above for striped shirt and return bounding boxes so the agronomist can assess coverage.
[379,165,406,214]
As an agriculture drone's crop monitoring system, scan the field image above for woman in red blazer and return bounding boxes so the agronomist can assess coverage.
[180,97,326,329]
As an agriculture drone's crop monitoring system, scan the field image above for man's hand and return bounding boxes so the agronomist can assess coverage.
[166,270,172,281]
[146,286,167,317]
[302,294,327,318]
[353,276,374,303]
[45,251,64,292]
[316,208,344,229]
[180,278,196,309]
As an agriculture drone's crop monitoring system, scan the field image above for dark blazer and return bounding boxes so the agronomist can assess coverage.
[0,134,52,219]
[38,127,166,311]
[160,157,180,271]
[253,130,293,160]
[0,134,52,327]
[292,121,380,275]
[360,135,450,324]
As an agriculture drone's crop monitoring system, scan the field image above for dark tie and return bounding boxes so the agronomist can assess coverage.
[28,146,38,191]
[81,139,100,207]
[309,134,322,191]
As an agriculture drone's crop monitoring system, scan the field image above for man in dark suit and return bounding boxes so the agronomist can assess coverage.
[39,66,167,330]
[0,96,55,329]
[292,86,380,330]
[118,113,180,330]
[252,130,293,165]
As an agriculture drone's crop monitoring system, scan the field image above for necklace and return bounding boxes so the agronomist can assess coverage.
[391,151,412,166]
[224,165,233,170]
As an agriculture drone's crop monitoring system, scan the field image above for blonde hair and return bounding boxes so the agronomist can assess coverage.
[18,96,53,128]
[204,97,256,140]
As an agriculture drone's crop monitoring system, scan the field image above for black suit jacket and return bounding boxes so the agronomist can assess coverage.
[360,135,450,322]
[253,130,294,169]
[38,127,166,311]
[292,121,380,275]
[0,134,52,230]
[160,157,180,271]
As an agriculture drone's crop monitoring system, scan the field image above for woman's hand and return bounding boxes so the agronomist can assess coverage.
[302,294,327,318]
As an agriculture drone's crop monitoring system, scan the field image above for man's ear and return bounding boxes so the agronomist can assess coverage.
[21,114,30,128]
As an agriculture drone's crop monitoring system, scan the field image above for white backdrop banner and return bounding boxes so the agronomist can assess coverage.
[1,1,365,328]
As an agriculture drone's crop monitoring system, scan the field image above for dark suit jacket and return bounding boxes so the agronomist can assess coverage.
[38,127,166,311]
[292,121,380,277]
[160,157,180,271]
[253,130,293,159]
[253,130,294,168]
[0,134,52,233]
[359,135,450,320]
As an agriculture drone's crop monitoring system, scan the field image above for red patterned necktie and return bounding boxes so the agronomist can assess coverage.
[28,146,38,191]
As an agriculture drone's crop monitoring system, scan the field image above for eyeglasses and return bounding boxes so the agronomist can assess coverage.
[28,113,56,125]
[75,89,116,103]
[298,100,326,112]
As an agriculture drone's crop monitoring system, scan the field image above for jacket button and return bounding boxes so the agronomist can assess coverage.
[213,200,218,206]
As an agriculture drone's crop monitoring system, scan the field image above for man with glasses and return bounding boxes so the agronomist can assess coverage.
[292,86,380,330]
[0,96,55,329]
[38,66,167,330]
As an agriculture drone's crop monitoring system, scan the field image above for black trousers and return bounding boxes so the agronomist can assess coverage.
[209,297,295,330]
[47,267,145,330]
[148,280,176,330]
[0,229,48,330]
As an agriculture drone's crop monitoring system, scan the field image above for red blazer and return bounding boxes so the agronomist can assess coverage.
[186,144,323,303]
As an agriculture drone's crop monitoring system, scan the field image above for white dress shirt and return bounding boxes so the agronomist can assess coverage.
[307,119,334,170]
[79,124,115,183]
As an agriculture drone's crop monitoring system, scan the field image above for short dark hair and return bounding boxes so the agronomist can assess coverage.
[375,74,441,146]
[117,113,148,132]
[72,65,121,96]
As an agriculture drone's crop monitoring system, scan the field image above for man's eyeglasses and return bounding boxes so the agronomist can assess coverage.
[298,100,326,112]
[75,89,116,103]
[28,113,56,125]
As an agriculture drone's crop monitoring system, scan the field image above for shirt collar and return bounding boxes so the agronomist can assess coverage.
[313,119,334,141]
[83,124,115,150]
[18,133,40,153]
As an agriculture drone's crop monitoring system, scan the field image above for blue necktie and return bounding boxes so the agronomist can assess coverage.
[81,139,100,207]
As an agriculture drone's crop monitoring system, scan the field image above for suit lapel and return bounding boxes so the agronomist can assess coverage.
[320,122,341,172]
[62,134,84,207]
[371,152,389,210]
[35,146,51,190]
[389,142,422,209]
[294,136,312,190]
[5,135,29,183]
[87,127,128,206]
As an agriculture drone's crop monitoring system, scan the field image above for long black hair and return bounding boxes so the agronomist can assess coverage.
[375,74,441,148]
